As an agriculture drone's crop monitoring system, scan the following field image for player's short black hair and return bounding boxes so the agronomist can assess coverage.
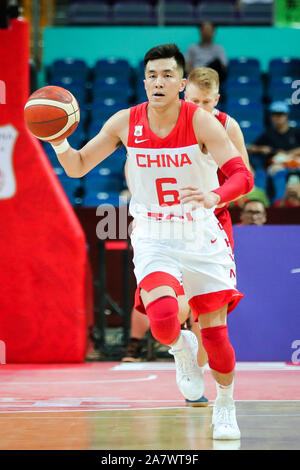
[144,43,185,76]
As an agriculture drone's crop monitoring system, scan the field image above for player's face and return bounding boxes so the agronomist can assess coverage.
[184,82,220,113]
[144,58,186,107]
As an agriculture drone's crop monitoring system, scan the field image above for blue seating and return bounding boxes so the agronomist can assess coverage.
[239,121,264,146]
[93,77,130,100]
[94,58,131,80]
[50,58,89,81]
[68,130,86,149]
[164,1,195,25]
[195,2,236,24]
[136,60,145,77]
[92,96,129,108]
[289,120,300,128]
[272,169,288,203]
[226,99,264,125]
[42,142,58,166]
[67,1,111,25]
[228,58,261,78]
[54,168,82,203]
[289,104,300,122]
[90,103,123,123]
[135,80,148,103]
[267,82,294,102]
[84,173,124,193]
[88,121,103,140]
[240,1,273,25]
[88,148,127,177]
[269,76,295,88]
[49,78,87,106]
[254,168,267,191]
[93,91,130,107]
[112,1,155,25]
[269,58,300,78]
[83,192,128,207]
[225,77,263,101]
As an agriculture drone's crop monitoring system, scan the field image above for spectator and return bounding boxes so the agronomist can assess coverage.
[273,174,300,207]
[185,22,227,81]
[248,101,300,173]
[240,199,267,225]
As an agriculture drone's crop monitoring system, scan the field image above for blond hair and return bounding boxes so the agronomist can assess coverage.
[187,67,219,92]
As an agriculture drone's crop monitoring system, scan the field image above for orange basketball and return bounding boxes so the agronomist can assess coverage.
[24,85,80,142]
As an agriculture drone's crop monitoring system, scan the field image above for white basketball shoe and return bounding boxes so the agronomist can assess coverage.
[212,396,241,440]
[169,330,204,401]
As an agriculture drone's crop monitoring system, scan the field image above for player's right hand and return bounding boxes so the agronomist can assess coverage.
[179,187,220,210]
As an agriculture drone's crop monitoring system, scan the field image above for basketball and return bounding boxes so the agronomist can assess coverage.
[24,85,80,142]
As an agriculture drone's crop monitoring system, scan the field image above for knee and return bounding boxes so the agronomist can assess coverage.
[145,296,181,345]
[201,325,235,374]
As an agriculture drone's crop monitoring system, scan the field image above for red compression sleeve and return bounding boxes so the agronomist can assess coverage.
[212,156,254,204]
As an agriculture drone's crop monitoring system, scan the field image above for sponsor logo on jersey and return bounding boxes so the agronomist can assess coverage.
[134,138,149,144]
[134,125,143,137]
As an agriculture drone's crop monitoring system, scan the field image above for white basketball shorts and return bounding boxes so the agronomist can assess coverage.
[130,213,243,318]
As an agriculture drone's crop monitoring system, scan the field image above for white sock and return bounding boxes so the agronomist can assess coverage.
[216,380,234,401]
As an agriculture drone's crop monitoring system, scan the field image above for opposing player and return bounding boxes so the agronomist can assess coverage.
[185,66,251,251]
[49,44,254,439]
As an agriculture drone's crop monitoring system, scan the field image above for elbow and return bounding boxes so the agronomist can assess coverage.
[64,168,84,178]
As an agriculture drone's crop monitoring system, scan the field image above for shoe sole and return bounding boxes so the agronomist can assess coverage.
[185,397,209,407]
[213,432,241,440]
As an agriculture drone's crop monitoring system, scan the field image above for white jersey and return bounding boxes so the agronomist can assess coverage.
[126,101,242,317]
[126,100,220,222]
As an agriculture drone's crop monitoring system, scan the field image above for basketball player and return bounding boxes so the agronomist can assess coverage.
[49,44,254,440]
[122,67,250,409]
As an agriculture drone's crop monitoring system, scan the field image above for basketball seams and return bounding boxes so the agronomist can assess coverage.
[24,98,75,116]
[25,108,79,125]
[29,85,73,104]
[24,86,80,141]
[69,94,80,127]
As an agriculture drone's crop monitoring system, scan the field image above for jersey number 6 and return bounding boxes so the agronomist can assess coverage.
[156,178,180,206]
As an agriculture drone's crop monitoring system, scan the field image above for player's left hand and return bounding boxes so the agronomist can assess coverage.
[179,186,221,210]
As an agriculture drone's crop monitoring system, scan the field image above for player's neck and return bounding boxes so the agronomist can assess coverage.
[147,99,182,133]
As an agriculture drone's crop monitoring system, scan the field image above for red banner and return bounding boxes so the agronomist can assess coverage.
[0,19,94,362]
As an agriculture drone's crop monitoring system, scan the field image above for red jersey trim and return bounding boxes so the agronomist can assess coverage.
[214,108,231,130]
[127,100,199,149]
[134,271,183,315]
[189,289,244,320]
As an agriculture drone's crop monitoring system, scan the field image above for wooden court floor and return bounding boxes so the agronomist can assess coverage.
[0,362,299,450]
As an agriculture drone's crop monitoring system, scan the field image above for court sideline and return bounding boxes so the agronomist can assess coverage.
[0,361,299,450]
